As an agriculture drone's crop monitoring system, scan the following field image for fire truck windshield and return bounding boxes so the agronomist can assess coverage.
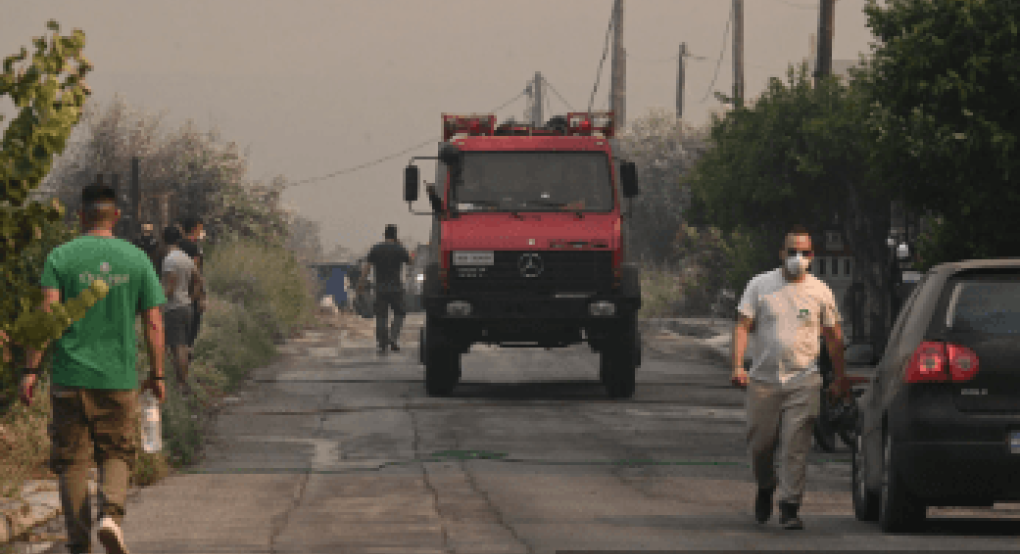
[453,152,613,212]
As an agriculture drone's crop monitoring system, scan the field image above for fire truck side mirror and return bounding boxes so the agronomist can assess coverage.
[621,161,639,198]
[404,166,420,202]
[438,143,462,167]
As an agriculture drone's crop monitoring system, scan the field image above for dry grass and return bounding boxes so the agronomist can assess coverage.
[639,261,684,319]
[0,379,54,498]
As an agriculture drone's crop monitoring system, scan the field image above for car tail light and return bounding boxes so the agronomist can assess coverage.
[905,341,980,383]
[946,343,980,381]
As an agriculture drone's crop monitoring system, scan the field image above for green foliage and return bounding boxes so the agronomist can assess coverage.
[1,22,93,393]
[673,223,769,316]
[686,62,884,242]
[862,0,1020,265]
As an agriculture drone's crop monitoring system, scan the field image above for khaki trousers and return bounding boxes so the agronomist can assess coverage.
[49,384,139,551]
[745,372,822,506]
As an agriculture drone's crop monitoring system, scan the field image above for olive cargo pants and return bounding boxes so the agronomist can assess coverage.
[745,372,822,506]
[49,384,139,551]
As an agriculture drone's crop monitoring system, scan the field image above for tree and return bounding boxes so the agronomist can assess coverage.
[861,0,1020,267]
[616,108,710,265]
[286,214,324,263]
[686,61,898,338]
[1,21,94,392]
[35,95,295,254]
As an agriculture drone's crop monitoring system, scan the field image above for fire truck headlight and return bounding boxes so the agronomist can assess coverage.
[446,301,472,316]
[589,301,616,316]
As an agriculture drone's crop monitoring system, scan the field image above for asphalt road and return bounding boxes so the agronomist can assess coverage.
[40,313,1020,553]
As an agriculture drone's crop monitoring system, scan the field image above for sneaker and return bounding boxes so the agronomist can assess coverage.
[98,516,130,554]
[754,487,774,524]
[390,342,400,352]
[778,501,804,530]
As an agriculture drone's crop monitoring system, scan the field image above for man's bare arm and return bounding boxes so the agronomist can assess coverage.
[732,314,754,373]
[141,306,165,375]
[821,323,846,381]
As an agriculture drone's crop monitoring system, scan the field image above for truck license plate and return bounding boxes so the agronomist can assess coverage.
[1011,431,1020,454]
[453,251,494,266]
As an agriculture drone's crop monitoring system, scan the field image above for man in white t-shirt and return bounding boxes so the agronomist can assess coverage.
[731,224,851,530]
[161,225,198,395]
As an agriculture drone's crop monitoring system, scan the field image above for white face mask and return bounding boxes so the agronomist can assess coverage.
[786,253,811,275]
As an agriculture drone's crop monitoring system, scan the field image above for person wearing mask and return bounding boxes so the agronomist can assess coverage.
[20,183,167,554]
[358,224,410,354]
[161,225,198,395]
[177,217,207,359]
[730,224,851,530]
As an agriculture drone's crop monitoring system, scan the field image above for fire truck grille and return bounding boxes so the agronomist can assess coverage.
[449,251,614,295]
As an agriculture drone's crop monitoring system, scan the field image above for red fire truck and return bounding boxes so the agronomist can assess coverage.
[403,111,641,398]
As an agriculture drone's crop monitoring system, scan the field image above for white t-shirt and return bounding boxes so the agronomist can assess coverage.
[161,248,196,311]
[737,268,841,386]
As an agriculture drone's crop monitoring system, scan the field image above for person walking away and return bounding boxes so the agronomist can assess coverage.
[160,225,199,395]
[177,217,207,360]
[730,224,851,530]
[20,183,167,554]
[358,224,410,354]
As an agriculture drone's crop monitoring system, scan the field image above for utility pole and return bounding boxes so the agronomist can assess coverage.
[814,0,835,87]
[676,42,687,120]
[610,0,626,127]
[732,0,744,107]
[532,72,544,127]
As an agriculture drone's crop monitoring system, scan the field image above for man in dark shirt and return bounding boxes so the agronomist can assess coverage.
[177,217,206,358]
[359,224,410,354]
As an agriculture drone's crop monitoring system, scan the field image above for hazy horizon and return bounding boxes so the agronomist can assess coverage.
[3,0,882,254]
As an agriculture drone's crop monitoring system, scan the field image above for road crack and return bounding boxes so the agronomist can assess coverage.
[267,415,321,553]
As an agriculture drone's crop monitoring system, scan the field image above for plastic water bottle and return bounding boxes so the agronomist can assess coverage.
[140,391,162,453]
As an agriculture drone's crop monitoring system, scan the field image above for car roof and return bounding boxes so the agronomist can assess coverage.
[930,257,1020,275]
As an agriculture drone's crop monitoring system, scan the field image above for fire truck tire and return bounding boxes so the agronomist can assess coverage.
[425,349,460,396]
[424,322,460,396]
[601,316,638,399]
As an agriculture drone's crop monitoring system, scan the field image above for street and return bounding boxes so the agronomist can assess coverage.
[41,313,1020,553]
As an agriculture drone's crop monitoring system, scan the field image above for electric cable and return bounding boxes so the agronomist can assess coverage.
[285,90,526,187]
[698,2,733,104]
[542,76,576,112]
[769,0,817,10]
[588,3,615,113]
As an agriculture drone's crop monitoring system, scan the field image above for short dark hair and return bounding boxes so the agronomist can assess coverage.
[788,224,811,237]
[384,224,398,239]
[179,216,203,234]
[80,184,119,223]
[163,225,183,246]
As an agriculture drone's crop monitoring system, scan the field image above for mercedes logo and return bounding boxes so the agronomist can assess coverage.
[518,253,544,278]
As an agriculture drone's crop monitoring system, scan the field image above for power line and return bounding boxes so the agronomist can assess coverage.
[588,3,615,113]
[769,0,817,10]
[542,77,576,112]
[286,90,526,188]
[699,2,733,104]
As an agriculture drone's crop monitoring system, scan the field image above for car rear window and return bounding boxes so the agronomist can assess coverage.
[945,279,1020,334]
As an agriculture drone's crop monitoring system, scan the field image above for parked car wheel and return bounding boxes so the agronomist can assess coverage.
[852,431,880,521]
[879,431,925,532]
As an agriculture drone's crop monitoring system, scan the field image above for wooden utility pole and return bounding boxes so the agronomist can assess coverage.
[610,0,626,127]
[532,72,544,127]
[732,0,744,107]
[676,42,687,120]
[814,0,836,86]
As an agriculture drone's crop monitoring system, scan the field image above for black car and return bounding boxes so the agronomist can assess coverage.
[852,258,1020,532]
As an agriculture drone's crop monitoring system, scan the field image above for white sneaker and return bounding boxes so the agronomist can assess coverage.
[97,516,130,554]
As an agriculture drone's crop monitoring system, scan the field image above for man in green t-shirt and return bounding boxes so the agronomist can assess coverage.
[20,183,167,554]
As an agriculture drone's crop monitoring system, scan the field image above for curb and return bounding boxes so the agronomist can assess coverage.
[0,479,99,544]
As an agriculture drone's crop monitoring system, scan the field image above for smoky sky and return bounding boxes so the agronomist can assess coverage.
[2,0,881,255]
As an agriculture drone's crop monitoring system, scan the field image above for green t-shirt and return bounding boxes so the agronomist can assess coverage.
[40,235,167,389]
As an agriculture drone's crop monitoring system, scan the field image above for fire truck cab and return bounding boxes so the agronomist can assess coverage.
[403,111,642,398]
